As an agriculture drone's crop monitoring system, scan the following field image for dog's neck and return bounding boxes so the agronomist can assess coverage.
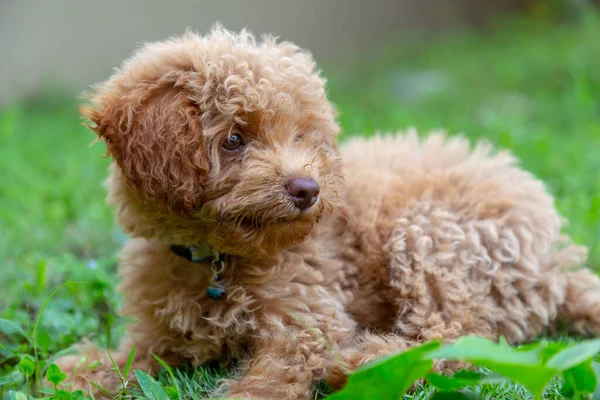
[169,244,214,263]
[169,244,229,300]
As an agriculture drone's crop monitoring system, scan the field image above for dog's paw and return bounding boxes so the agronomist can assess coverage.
[52,351,122,399]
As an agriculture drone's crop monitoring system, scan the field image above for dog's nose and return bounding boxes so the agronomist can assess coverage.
[286,177,320,210]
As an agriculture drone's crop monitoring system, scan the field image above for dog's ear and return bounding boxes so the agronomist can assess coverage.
[80,78,208,215]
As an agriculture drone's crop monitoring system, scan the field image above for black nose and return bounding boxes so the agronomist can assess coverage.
[286,177,320,210]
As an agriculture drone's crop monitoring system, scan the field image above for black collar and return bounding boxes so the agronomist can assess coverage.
[169,244,228,300]
[169,244,213,263]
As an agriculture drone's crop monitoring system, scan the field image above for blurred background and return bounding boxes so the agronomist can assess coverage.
[1,0,599,396]
[1,0,536,104]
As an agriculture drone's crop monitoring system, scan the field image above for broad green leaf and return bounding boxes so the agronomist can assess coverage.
[561,358,599,397]
[165,386,179,400]
[427,336,559,398]
[592,361,600,400]
[134,369,170,400]
[71,390,86,400]
[38,387,56,394]
[427,336,539,366]
[427,371,483,391]
[517,340,568,364]
[46,364,67,386]
[539,342,569,364]
[54,389,72,400]
[568,359,597,394]
[326,341,440,400]
[35,323,52,354]
[18,356,35,378]
[546,339,600,370]
[561,368,574,397]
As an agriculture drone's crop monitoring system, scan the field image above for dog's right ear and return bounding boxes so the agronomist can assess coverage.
[80,75,209,215]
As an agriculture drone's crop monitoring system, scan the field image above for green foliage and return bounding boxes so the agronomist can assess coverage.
[327,342,439,400]
[2,5,600,400]
[46,364,67,387]
[17,357,35,379]
[134,370,170,400]
[328,336,600,399]
[428,337,560,397]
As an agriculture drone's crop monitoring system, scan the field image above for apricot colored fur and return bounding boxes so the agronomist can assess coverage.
[56,27,600,399]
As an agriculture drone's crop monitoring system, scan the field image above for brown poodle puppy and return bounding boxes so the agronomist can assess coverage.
[57,27,600,399]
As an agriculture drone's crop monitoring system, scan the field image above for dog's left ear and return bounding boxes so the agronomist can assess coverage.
[80,75,209,215]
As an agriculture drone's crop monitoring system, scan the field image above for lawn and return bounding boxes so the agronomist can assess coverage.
[1,7,600,400]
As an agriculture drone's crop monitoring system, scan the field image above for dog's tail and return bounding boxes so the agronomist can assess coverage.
[549,241,600,335]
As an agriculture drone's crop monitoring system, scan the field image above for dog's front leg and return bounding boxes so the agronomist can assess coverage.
[54,337,177,399]
[224,327,333,400]
[224,297,359,400]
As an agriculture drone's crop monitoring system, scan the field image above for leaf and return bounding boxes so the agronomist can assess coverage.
[427,336,559,398]
[54,389,72,400]
[122,345,137,378]
[36,260,47,293]
[105,350,121,378]
[0,373,24,387]
[87,380,111,399]
[165,386,179,400]
[71,390,86,400]
[88,360,102,370]
[42,347,79,376]
[561,359,598,397]
[7,391,28,400]
[152,354,180,398]
[34,323,52,354]
[592,361,600,400]
[32,282,81,384]
[134,370,170,400]
[326,341,440,400]
[46,364,67,386]
[38,387,56,394]
[0,318,33,343]
[536,341,569,364]
[427,371,480,391]
[18,356,35,378]
[546,339,600,370]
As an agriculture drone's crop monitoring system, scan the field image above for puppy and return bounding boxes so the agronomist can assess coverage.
[57,27,600,399]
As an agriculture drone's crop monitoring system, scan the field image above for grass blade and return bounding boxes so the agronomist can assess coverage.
[122,345,137,379]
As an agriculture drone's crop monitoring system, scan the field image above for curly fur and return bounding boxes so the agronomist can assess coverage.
[56,27,600,400]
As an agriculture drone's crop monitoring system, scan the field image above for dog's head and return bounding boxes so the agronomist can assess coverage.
[81,27,342,257]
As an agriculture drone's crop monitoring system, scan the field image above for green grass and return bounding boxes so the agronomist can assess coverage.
[1,7,600,400]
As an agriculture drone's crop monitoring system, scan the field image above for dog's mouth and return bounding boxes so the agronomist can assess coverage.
[201,200,328,257]
[235,212,316,229]
[219,202,324,230]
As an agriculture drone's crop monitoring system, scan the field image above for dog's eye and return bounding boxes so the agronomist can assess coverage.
[223,134,244,151]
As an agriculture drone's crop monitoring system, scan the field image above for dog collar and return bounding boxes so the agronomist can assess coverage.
[169,245,228,301]
[169,244,213,263]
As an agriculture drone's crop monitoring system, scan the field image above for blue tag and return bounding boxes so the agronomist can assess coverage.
[207,286,226,300]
